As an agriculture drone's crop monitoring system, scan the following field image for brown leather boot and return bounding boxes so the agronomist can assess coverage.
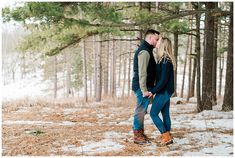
[166,131,173,140]
[139,129,148,141]
[160,132,173,146]
[133,130,147,144]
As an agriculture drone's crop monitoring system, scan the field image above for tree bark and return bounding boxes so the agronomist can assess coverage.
[82,39,88,102]
[111,39,116,97]
[96,35,102,102]
[180,35,190,98]
[65,52,71,98]
[202,2,215,110]
[173,32,178,97]
[54,56,58,98]
[219,53,224,96]
[192,2,202,111]
[93,35,97,98]
[222,3,233,111]
[212,2,218,105]
[187,32,192,102]
[104,40,109,96]
[190,57,197,97]
[127,40,131,96]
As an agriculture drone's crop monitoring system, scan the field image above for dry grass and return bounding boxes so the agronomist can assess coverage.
[2,96,232,156]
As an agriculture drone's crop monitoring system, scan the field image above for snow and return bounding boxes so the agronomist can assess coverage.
[81,139,124,155]
[2,69,50,101]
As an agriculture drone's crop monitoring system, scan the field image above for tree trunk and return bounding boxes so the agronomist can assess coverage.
[118,48,122,88]
[212,2,218,105]
[111,40,116,97]
[219,53,224,96]
[93,35,97,98]
[180,35,190,98]
[202,2,215,110]
[222,3,233,111]
[187,4,193,101]
[127,40,131,96]
[122,56,127,98]
[96,35,102,102]
[54,56,58,98]
[82,39,88,102]
[104,40,109,96]
[173,32,178,97]
[190,57,197,97]
[65,52,71,98]
[187,33,192,102]
[193,2,202,112]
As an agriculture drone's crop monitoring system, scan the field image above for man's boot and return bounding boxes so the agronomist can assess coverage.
[139,129,150,142]
[133,129,146,145]
[160,132,173,146]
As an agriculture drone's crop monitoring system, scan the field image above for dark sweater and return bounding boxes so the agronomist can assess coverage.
[132,40,156,92]
[150,57,175,96]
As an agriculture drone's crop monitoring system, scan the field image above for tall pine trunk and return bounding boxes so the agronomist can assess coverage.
[180,35,190,98]
[222,3,233,111]
[96,35,102,102]
[93,35,97,98]
[110,40,116,97]
[190,57,197,97]
[65,52,71,98]
[202,2,215,110]
[173,32,178,97]
[82,39,88,102]
[212,2,218,105]
[127,40,131,96]
[104,40,109,96]
[193,2,202,112]
[54,56,58,98]
[219,53,224,96]
[187,33,192,101]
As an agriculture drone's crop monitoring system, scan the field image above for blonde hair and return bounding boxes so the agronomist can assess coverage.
[157,37,176,70]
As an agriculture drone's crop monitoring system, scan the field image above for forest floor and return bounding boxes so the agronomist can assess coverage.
[2,96,233,156]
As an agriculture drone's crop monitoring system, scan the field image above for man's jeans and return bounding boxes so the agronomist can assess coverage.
[133,88,150,130]
[150,91,171,134]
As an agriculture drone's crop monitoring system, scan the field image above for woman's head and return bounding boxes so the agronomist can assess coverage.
[156,37,176,69]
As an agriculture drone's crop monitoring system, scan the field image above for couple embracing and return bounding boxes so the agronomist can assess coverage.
[132,29,175,146]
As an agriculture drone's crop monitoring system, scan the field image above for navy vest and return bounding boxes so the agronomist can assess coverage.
[132,40,156,92]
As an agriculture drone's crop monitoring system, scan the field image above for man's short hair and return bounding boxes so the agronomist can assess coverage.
[144,29,160,38]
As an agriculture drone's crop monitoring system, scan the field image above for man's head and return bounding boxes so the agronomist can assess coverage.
[144,29,160,48]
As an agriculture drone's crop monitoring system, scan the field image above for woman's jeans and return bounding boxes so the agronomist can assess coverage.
[150,91,171,134]
[133,88,150,130]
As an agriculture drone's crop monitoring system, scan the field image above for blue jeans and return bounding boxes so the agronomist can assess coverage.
[133,88,150,130]
[150,91,171,134]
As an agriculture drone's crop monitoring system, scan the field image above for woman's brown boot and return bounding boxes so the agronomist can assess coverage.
[160,132,173,146]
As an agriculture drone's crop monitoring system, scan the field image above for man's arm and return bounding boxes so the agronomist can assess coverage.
[138,50,150,95]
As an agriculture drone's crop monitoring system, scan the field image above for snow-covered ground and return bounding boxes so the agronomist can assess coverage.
[2,96,233,156]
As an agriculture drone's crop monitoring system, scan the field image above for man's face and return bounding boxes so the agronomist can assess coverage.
[151,34,160,48]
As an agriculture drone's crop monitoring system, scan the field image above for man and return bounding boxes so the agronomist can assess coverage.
[132,29,160,144]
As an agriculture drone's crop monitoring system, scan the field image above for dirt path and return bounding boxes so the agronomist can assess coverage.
[2,97,233,156]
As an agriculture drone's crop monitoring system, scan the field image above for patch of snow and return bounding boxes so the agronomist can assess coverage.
[62,144,82,154]
[104,131,124,139]
[196,110,233,120]
[189,97,197,103]
[200,144,233,156]
[3,120,54,125]
[82,139,124,155]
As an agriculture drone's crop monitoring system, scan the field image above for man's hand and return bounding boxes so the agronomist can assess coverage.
[143,91,153,98]
[148,92,153,98]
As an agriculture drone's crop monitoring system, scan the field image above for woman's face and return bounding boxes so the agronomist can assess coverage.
[156,37,162,49]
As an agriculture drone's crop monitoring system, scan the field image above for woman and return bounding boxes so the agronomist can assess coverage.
[149,37,175,146]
